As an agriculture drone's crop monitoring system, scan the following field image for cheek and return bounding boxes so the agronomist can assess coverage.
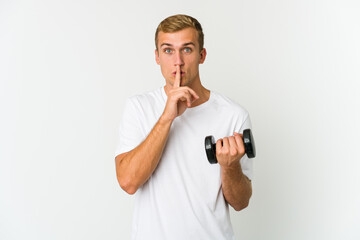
[159,62,172,78]
[159,57,173,70]
[187,55,200,65]
[161,63,171,73]
[187,59,199,71]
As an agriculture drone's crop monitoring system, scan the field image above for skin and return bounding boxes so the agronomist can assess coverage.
[155,27,209,110]
[115,27,252,211]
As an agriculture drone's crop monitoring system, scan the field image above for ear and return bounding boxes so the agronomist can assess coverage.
[155,49,160,65]
[199,48,207,64]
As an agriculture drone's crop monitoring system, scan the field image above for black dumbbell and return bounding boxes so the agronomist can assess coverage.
[204,129,256,164]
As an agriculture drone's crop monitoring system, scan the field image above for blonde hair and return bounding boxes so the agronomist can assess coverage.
[155,14,204,52]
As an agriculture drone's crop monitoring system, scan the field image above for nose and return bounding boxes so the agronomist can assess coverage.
[174,51,184,66]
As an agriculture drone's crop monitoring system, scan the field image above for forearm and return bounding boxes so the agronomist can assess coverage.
[116,115,172,194]
[221,161,252,211]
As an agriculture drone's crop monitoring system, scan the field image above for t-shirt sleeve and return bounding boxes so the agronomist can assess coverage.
[114,97,145,157]
[237,114,254,181]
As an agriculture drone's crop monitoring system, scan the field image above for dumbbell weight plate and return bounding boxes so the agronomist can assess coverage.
[243,129,256,158]
[204,136,217,164]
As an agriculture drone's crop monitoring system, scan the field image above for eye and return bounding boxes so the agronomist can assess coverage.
[164,48,172,54]
[184,47,192,53]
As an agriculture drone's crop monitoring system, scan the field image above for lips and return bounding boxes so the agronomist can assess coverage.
[172,71,185,76]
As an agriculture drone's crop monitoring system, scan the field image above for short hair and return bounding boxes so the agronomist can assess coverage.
[155,14,204,52]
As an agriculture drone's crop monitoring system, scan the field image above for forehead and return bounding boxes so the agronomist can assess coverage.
[157,28,198,48]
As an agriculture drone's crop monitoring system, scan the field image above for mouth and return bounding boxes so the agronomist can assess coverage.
[172,71,185,77]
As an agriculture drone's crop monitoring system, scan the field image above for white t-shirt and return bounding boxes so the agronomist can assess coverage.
[115,86,253,240]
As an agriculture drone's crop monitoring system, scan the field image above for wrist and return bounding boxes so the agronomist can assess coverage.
[159,114,174,126]
[220,161,242,172]
[220,162,247,183]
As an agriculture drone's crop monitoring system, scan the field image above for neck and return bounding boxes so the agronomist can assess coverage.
[189,83,210,108]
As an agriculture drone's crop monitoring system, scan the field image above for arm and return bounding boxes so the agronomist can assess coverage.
[221,162,252,211]
[115,115,172,195]
[216,132,252,211]
[115,65,199,194]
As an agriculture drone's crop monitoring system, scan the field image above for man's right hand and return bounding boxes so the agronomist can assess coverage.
[161,65,199,122]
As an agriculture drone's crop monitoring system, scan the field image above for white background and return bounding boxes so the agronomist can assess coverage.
[1,0,360,239]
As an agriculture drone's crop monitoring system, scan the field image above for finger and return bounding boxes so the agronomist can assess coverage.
[173,89,197,106]
[177,87,199,103]
[174,90,191,103]
[185,89,197,106]
[174,65,181,88]
[187,87,200,101]
[222,137,229,152]
[173,92,192,108]
[184,93,192,107]
[216,138,223,154]
[234,132,245,154]
[234,132,243,138]
[172,86,199,101]
[228,136,237,155]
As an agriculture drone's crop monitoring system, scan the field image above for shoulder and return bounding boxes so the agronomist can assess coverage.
[210,90,249,117]
[127,87,163,107]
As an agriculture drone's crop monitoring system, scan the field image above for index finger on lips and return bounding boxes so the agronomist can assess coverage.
[174,65,181,88]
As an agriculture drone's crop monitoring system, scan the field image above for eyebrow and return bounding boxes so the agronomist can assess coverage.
[160,42,195,48]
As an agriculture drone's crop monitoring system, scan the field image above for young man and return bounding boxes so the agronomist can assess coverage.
[115,14,253,240]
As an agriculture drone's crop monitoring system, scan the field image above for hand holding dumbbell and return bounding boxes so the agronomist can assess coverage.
[204,129,256,164]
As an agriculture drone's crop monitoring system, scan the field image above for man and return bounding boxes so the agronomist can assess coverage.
[115,14,253,240]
